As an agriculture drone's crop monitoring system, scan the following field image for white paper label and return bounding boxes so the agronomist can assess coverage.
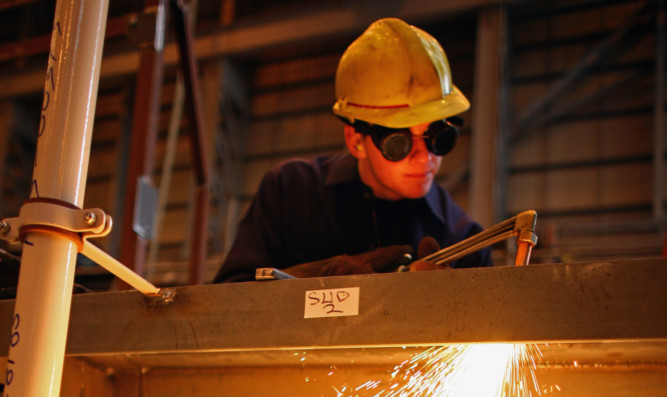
[304,287,360,318]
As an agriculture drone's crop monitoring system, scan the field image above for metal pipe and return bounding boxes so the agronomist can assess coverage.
[514,239,532,266]
[4,0,109,395]
[424,210,537,267]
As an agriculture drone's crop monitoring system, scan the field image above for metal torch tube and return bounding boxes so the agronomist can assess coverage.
[421,210,538,267]
[514,242,533,266]
[4,0,109,396]
[424,217,515,265]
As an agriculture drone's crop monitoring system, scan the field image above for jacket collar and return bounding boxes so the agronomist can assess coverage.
[324,153,445,224]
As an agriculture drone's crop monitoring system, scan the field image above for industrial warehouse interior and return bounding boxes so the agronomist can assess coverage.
[0,0,665,395]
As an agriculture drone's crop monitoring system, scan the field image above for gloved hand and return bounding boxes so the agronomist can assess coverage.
[285,245,413,278]
[410,236,449,271]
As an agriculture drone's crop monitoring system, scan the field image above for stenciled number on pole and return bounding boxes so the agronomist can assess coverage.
[32,21,62,198]
[6,20,61,397]
[4,313,20,395]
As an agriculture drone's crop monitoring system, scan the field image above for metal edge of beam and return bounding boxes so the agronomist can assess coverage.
[0,0,524,100]
[0,258,664,357]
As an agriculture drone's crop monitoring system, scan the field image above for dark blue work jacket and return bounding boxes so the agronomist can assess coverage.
[213,153,492,282]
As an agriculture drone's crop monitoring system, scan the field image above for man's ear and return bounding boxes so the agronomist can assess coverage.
[344,124,367,159]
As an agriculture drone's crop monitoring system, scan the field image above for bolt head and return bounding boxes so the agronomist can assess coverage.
[83,212,97,226]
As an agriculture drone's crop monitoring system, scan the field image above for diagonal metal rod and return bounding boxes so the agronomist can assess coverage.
[81,242,164,297]
[171,0,210,285]
[512,3,654,143]
[524,71,648,134]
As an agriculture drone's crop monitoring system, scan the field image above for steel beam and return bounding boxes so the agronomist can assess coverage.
[0,0,528,99]
[0,14,133,64]
[0,258,663,359]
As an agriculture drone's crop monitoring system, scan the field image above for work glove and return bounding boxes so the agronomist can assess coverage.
[285,245,413,278]
[409,236,450,272]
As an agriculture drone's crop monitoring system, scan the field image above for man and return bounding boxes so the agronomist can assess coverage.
[213,17,492,283]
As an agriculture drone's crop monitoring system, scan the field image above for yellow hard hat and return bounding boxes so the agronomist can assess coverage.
[333,18,470,128]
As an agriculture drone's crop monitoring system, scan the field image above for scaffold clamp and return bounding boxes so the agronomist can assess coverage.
[0,198,112,251]
[0,198,170,300]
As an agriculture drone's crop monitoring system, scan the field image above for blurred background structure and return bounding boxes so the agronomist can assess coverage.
[0,0,664,287]
[0,2,665,396]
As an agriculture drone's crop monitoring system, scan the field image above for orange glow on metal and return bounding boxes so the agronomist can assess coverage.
[335,344,542,396]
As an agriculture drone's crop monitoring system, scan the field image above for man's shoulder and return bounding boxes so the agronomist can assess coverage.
[426,183,479,227]
[266,153,352,183]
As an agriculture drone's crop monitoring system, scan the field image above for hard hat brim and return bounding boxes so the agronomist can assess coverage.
[333,85,470,128]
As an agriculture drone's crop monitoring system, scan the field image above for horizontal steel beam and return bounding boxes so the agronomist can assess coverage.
[0,258,665,358]
[0,0,523,99]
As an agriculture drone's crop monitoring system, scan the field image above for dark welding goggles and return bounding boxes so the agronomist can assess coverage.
[351,118,461,162]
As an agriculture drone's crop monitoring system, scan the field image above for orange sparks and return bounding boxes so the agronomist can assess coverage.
[336,344,542,397]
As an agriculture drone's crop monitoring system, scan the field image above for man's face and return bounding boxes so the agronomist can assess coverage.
[356,122,442,200]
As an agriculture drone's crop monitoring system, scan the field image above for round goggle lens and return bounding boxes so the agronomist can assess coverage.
[353,119,460,162]
[427,121,458,156]
[381,132,412,162]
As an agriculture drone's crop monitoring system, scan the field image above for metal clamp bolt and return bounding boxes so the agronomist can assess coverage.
[0,221,9,234]
[83,212,97,226]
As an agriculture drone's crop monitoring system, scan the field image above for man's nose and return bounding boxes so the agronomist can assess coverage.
[409,136,430,163]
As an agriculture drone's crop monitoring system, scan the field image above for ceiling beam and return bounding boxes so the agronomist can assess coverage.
[0,0,524,99]
[0,0,42,11]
